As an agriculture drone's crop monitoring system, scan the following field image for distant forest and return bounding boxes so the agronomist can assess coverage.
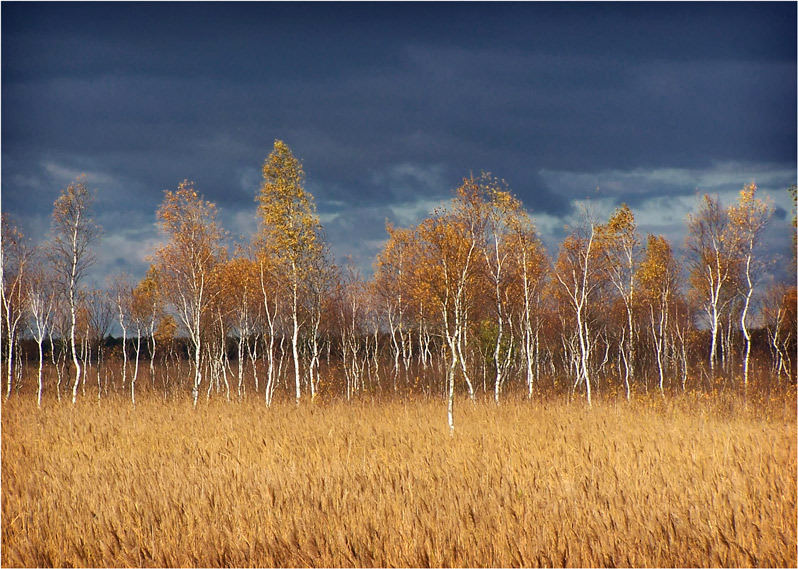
[2,141,796,424]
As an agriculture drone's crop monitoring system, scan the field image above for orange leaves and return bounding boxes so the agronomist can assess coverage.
[261,139,306,200]
[155,181,225,261]
[214,254,262,319]
[374,172,548,344]
[130,274,160,323]
[219,256,260,296]
[152,180,227,342]
[373,222,415,307]
[553,222,602,296]
[604,203,636,237]
[157,180,224,251]
[637,234,679,306]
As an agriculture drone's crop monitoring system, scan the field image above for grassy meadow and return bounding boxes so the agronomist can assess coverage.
[2,387,796,567]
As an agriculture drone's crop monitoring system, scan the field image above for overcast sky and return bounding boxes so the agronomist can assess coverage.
[2,2,796,284]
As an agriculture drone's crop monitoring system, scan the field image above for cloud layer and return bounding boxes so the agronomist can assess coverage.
[2,2,795,282]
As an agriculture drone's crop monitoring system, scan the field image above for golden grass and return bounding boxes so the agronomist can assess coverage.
[2,391,796,567]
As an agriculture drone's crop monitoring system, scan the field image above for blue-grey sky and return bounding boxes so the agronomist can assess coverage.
[2,2,796,283]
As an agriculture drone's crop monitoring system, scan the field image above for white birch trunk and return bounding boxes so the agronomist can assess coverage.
[132,328,141,407]
[291,262,301,405]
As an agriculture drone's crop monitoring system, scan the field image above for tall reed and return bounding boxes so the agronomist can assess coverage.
[2,390,795,567]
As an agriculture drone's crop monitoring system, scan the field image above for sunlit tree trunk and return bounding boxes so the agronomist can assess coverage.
[2,216,35,401]
[650,304,667,396]
[131,322,142,407]
[290,263,301,405]
[27,268,53,408]
[729,184,773,386]
[154,182,225,408]
[47,178,101,405]
[686,195,741,377]
[443,302,457,436]
[554,220,599,407]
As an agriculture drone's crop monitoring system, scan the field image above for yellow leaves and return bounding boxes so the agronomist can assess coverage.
[686,183,772,301]
[256,140,322,276]
[374,172,548,329]
[156,181,226,251]
[153,180,227,323]
[216,256,261,311]
[728,182,773,245]
[262,139,305,190]
[604,203,636,237]
[154,313,178,343]
[597,204,638,273]
[637,234,678,305]
[50,175,101,247]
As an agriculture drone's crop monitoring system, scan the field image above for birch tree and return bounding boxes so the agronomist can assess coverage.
[597,204,639,400]
[256,140,324,406]
[255,247,284,406]
[482,181,517,404]
[219,254,261,399]
[481,178,546,403]
[761,283,796,380]
[685,194,740,375]
[153,180,226,406]
[26,260,55,407]
[373,223,415,383]
[416,212,472,432]
[413,176,487,432]
[206,269,232,402]
[83,287,114,398]
[338,261,368,399]
[637,234,680,396]
[1,215,34,400]
[553,213,605,406]
[728,183,773,385]
[109,274,132,392]
[305,243,336,401]
[506,209,548,398]
[129,278,155,405]
[46,176,101,404]
[133,268,163,386]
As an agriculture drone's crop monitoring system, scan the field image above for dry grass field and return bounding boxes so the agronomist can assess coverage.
[2,389,796,568]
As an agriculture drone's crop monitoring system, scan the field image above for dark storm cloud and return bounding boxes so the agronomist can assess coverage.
[2,2,795,281]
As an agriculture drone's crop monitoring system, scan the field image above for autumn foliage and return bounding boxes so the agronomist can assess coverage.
[1,145,796,567]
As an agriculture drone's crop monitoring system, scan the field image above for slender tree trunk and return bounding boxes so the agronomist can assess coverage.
[456,328,474,400]
[132,331,141,407]
[120,323,128,390]
[741,255,754,385]
[192,333,201,407]
[36,338,44,407]
[624,306,634,401]
[237,334,245,399]
[492,279,505,404]
[651,305,666,397]
[576,305,592,407]
[70,303,81,405]
[50,335,62,402]
[148,317,156,388]
[291,269,301,406]
[5,324,17,400]
[446,332,457,436]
